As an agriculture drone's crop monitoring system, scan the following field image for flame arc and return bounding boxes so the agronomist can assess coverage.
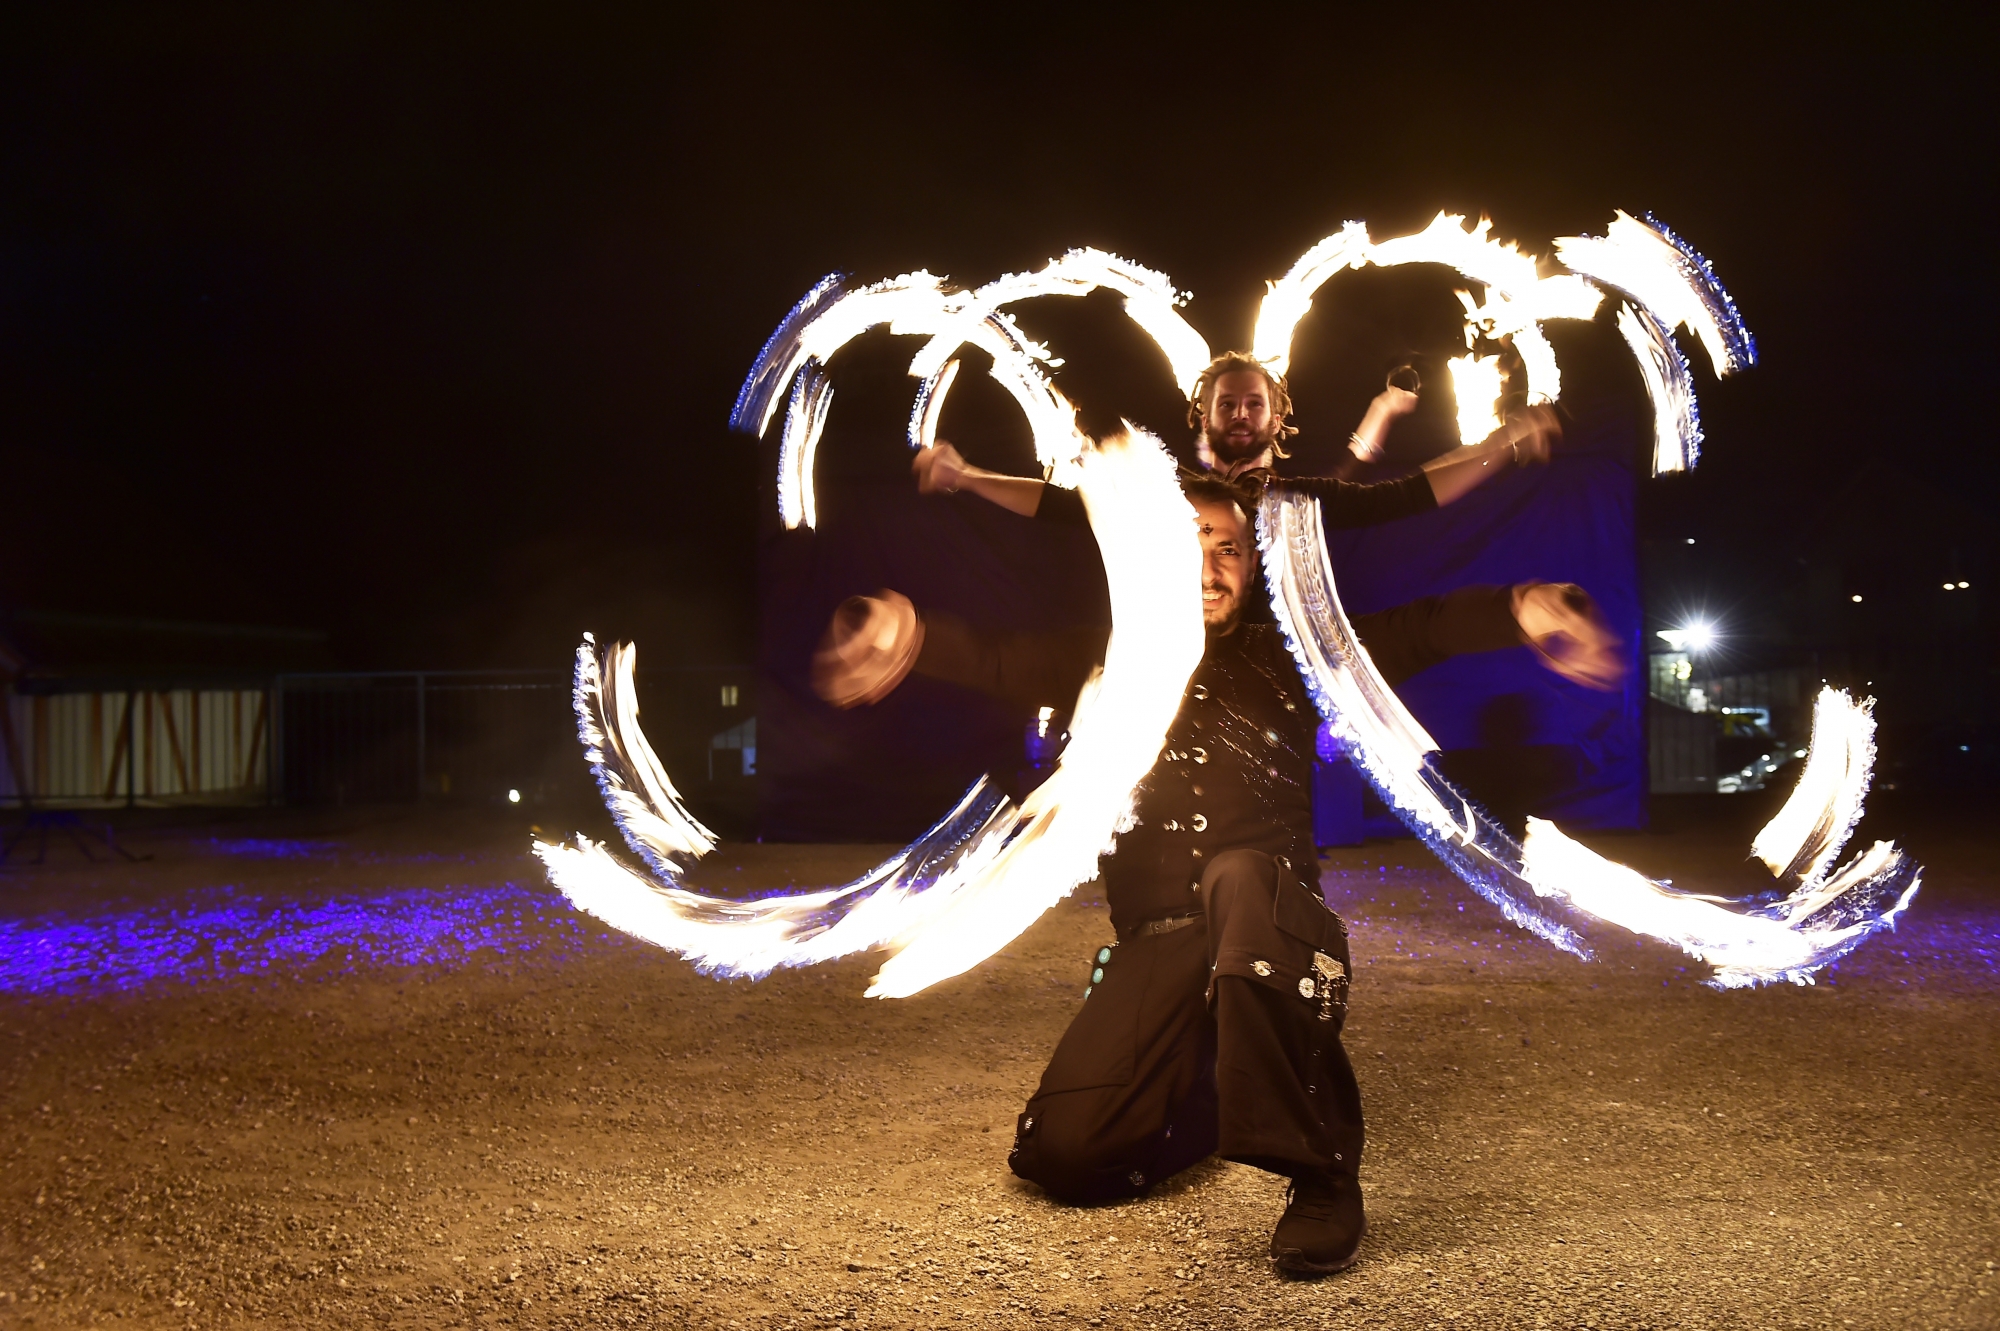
[540,210,1914,997]
[1251,209,1749,474]
[1256,486,1919,988]
[538,430,1202,997]
[732,250,1208,527]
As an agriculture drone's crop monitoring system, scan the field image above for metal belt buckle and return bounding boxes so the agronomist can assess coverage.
[1311,951,1347,1022]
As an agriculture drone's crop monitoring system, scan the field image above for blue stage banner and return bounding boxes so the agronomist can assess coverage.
[1322,412,1645,831]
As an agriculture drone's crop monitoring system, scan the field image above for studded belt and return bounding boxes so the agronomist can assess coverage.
[1118,911,1202,943]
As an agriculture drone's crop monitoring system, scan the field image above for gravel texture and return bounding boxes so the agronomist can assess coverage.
[0,798,1995,1329]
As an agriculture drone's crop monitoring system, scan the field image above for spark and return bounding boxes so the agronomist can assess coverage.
[868,430,1203,997]
[1555,212,1754,473]
[1509,325,1563,405]
[731,270,949,441]
[1258,487,1595,957]
[535,779,1011,980]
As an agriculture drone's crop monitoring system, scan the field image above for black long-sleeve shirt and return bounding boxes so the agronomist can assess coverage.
[1033,470,1438,531]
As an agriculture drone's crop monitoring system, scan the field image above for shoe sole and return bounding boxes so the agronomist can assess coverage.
[1270,1220,1366,1277]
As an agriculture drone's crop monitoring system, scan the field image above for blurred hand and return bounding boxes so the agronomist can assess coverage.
[1373,385,1420,419]
[1502,404,1561,465]
[811,590,924,708]
[1512,582,1624,691]
[912,441,969,495]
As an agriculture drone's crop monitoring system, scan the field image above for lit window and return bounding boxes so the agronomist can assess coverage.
[721,684,740,708]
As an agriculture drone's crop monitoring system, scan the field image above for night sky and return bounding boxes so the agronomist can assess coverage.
[4,8,1989,672]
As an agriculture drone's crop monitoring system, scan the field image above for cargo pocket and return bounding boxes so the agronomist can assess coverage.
[1273,879,1351,1025]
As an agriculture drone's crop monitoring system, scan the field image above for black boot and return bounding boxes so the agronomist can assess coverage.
[1269,1170,1365,1275]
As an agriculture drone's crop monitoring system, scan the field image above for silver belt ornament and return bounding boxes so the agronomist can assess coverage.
[1306,951,1347,1021]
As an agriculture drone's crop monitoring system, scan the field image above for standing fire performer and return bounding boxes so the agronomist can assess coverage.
[910,350,1543,517]
[809,468,1619,1274]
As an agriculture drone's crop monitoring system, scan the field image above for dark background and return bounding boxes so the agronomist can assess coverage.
[3,8,1990,718]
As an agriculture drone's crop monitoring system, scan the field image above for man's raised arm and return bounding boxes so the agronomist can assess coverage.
[911,442,1049,518]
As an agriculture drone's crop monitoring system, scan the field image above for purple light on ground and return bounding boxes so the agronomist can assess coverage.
[0,883,602,997]
[196,838,467,865]
[200,838,341,859]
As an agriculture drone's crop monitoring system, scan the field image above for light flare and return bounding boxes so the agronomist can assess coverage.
[869,430,1203,997]
[1258,487,1595,956]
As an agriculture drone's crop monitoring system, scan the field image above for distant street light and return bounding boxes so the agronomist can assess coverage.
[1656,622,1715,652]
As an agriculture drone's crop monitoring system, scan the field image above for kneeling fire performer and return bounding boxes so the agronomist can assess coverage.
[810,468,1620,1274]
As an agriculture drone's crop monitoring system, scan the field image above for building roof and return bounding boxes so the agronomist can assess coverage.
[0,610,334,693]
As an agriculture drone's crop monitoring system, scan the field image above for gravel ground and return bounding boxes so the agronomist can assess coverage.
[0,797,1995,1330]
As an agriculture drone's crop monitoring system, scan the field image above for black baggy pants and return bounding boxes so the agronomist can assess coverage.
[1007,849,1363,1204]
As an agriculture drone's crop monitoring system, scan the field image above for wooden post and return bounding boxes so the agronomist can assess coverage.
[124,690,137,808]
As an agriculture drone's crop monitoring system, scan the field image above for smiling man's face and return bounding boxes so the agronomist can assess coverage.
[1194,496,1251,633]
[1202,368,1279,468]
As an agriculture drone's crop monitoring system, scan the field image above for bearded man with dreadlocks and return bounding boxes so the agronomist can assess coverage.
[910,349,1551,519]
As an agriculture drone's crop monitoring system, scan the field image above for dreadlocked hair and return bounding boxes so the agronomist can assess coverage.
[1177,466,1261,515]
[1187,351,1298,459]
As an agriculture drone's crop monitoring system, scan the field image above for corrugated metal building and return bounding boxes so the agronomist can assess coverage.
[0,610,321,807]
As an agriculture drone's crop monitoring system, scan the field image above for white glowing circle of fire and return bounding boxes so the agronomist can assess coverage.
[1249,213,1606,452]
[538,212,1910,997]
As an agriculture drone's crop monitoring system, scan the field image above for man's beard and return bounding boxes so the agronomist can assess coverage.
[1202,588,1243,636]
[1204,420,1277,468]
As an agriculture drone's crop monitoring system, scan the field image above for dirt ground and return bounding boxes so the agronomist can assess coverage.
[1,793,1996,1330]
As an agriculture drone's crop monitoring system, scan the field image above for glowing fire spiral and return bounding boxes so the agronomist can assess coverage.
[535,212,1912,996]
